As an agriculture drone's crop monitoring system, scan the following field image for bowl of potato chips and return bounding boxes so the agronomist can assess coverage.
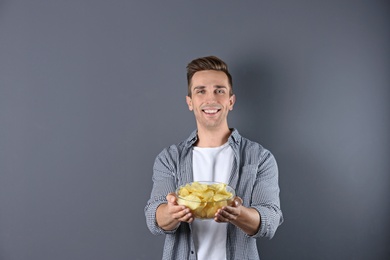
[176,181,235,219]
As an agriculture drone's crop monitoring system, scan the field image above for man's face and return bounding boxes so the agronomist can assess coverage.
[186,70,235,130]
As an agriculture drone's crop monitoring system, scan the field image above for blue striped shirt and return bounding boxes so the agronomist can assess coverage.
[145,129,283,260]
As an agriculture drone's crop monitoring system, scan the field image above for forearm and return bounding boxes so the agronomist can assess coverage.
[231,207,260,236]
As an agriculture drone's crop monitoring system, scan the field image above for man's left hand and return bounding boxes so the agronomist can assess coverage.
[214,196,243,223]
[214,196,261,236]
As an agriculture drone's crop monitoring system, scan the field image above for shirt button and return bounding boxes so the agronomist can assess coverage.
[191,251,194,254]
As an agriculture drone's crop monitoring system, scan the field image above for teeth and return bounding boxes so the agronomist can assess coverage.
[204,110,218,114]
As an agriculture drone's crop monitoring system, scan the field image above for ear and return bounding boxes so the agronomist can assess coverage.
[229,94,236,110]
[186,96,193,111]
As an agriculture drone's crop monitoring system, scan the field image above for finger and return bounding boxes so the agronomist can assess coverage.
[168,204,187,215]
[214,209,231,223]
[219,208,232,219]
[214,213,229,223]
[172,207,191,220]
[178,213,194,223]
[166,193,178,205]
[233,196,243,207]
[175,209,193,223]
[166,192,176,200]
[219,207,239,221]
[220,205,238,215]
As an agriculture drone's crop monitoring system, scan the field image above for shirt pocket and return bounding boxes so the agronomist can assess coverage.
[236,164,258,206]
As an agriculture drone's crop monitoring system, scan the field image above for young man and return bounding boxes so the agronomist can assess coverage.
[145,56,283,260]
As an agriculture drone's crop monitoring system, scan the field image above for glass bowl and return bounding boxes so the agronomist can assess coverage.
[176,181,235,219]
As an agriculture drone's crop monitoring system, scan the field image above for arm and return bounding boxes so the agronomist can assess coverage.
[215,196,260,236]
[215,150,283,238]
[145,147,193,235]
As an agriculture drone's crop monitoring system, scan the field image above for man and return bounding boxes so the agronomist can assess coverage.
[145,56,283,260]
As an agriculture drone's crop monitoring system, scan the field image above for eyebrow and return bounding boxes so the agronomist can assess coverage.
[193,85,227,91]
[193,86,205,91]
[215,85,228,89]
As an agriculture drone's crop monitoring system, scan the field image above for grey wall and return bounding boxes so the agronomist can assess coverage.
[1,1,389,259]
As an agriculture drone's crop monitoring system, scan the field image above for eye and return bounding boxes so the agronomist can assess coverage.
[216,89,225,94]
[197,89,206,94]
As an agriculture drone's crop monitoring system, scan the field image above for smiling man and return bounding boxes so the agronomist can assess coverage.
[186,70,234,134]
[145,56,283,260]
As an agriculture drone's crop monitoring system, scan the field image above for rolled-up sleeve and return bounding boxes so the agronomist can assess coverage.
[145,147,179,235]
[249,150,283,239]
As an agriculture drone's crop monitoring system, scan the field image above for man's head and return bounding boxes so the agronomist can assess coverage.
[185,56,236,131]
[186,56,233,97]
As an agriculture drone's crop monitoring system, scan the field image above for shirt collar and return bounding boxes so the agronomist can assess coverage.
[185,128,241,147]
[229,128,241,145]
[186,129,198,146]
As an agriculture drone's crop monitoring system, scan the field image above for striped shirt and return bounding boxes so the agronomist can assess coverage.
[145,129,283,260]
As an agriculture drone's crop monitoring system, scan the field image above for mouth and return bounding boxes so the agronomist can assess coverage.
[202,108,221,116]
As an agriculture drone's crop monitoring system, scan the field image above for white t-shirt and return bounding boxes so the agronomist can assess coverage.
[192,142,234,260]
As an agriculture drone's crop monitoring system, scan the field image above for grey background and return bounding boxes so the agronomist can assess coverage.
[1,1,389,259]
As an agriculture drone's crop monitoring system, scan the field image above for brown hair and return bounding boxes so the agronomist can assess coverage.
[186,56,233,97]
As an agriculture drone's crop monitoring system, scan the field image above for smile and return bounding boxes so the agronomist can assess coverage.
[203,109,219,114]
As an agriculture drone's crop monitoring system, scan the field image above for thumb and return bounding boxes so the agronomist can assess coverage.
[234,196,243,207]
[166,193,177,205]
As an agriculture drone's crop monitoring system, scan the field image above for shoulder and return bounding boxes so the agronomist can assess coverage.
[241,136,267,151]
[231,129,267,153]
[154,137,192,165]
[157,139,187,157]
[156,130,196,159]
[237,134,277,165]
[153,139,192,174]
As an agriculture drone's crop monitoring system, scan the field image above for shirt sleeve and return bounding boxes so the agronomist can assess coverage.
[249,150,283,239]
[144,147,180,235]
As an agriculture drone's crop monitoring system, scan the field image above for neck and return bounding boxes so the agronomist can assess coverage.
[195,126,232,147]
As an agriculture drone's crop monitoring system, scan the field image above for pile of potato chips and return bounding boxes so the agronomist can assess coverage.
[177,182,234,219]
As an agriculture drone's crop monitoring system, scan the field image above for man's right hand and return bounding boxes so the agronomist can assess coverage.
[156,192,194,231]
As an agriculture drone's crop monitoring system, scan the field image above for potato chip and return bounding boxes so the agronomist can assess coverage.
[201,190,215,201]
[205,205,216,218]
[211,183,226,192]
[177,182,234,218]
[179,194,201,210]
[179,187,190,197]
[190,182,208,192]
[213,193,231,201]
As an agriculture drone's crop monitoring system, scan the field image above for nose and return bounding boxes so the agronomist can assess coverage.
[205,91,217,103]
